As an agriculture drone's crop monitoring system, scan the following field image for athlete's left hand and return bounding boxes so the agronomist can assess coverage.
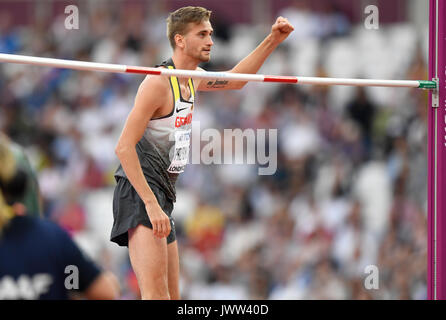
[270,16,294,44]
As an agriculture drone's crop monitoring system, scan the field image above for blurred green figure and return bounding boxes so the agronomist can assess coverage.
[0,133,42,218]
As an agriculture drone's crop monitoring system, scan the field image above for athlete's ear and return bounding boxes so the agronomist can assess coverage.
[174,34,185,49]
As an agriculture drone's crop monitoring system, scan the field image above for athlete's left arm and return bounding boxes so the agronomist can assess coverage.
[196,16,294,92]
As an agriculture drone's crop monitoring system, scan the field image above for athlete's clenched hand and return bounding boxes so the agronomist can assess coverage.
[145,203,171,239]
[270,16,294,44]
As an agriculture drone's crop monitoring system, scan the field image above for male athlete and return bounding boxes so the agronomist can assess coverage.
[110,6,294,300]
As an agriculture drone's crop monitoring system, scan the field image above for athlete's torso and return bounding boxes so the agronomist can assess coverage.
[115,58,195,202]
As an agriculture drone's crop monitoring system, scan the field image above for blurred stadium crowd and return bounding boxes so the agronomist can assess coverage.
[0,0,429,299]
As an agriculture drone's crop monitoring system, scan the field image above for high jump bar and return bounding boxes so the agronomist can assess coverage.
[0,53,437,90]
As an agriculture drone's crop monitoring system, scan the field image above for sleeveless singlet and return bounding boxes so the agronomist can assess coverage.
[114,58,195,202]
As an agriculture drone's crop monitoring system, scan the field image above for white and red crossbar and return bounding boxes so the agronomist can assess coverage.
[0,53,437,90]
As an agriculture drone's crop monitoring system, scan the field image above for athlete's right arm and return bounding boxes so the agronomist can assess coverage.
[114,76,171,239]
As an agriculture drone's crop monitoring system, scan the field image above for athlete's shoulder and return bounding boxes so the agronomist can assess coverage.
[139,69,170,94]
[141,69,169,88]
[134,73,170,107]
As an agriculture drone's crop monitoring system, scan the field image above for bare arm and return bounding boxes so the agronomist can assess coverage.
[197,17,294,91]
[115,76,171,239]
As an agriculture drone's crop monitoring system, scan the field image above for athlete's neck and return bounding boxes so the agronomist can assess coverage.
[171,54,199,72]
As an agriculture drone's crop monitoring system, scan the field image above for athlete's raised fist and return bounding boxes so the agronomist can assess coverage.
[270,16,294,44]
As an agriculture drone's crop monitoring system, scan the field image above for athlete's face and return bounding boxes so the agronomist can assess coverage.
[181,20,214,62]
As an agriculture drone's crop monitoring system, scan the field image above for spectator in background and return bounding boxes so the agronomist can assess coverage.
[279,0,319,42]
[279,0,350,42]
[314,2,351,40]
[0,132,42,218]
[0,134,120,300]
[0,12,21,54]
[346,87,377,160]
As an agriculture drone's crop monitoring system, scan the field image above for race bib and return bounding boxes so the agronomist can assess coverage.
[167,129,191,173]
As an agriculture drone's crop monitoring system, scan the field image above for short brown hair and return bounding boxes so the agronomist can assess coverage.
[166,6,212,49]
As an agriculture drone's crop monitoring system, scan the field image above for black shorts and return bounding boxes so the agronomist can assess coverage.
[110,177,176,246]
